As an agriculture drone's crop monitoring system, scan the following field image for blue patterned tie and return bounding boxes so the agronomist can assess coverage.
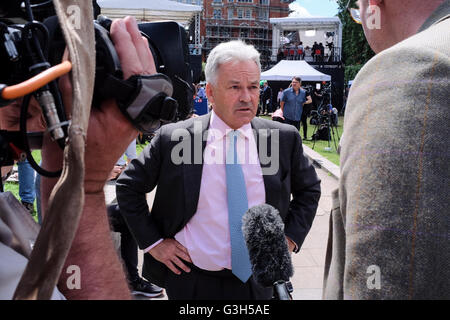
[226,130,252,283]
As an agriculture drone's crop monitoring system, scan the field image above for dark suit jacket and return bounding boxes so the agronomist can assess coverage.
[116,114,321,288]
[262,85,272,105]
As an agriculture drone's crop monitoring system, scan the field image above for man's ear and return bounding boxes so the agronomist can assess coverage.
[205,82,214,105]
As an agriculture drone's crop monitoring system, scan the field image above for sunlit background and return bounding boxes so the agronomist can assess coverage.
[289,0,339,18]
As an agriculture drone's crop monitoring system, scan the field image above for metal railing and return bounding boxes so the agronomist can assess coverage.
[277,46,342,63]
[204,18,270,27]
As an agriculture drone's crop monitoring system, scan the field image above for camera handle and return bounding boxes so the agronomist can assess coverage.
[97,73,178,134]
[92,19,179,133]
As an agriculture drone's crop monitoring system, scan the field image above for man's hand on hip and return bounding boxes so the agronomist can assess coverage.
[149,239,193,275]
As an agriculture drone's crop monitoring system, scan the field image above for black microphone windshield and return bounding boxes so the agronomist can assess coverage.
[242,204,294,287]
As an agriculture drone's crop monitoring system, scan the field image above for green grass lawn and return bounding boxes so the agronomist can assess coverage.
[136,141,147,155]
[302,117,343,166]
[260,115,343,166]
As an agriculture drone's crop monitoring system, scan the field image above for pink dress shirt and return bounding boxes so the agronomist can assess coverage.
[174,111,266,271]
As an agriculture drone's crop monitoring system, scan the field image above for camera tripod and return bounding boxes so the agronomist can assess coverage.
[311,91,340,153]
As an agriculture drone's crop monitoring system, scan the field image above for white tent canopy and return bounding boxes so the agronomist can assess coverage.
[97,0,202,25]
[261,60,331,82]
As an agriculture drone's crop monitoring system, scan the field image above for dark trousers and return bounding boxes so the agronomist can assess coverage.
[285,118,301,131]
[120,224,139,280]
[300,111,308,139]
[262,100,272,114]
[107,203,139,281]
[166,262,273,300]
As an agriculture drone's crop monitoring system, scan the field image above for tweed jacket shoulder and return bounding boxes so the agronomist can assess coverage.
[323,4,450,299]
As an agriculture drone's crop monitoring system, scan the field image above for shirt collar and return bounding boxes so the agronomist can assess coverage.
[209,110,253,140]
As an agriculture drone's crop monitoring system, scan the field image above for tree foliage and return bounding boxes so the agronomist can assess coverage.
[344,64,364,83]
[337,0,375,80]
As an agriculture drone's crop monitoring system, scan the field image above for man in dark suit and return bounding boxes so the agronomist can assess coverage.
[117,40,321,300]
[261,81,272,115]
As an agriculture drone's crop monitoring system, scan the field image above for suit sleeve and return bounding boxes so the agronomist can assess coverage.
[284,128,321,251]
[116,129,164,250]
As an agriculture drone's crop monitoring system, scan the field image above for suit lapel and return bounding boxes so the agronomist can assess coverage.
[183,114,211,217]
[251,118,280,208]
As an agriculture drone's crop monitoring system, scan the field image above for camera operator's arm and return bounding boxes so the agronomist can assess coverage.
[0,97,45,182]
[0,98,45,132]
[40,17,156,299]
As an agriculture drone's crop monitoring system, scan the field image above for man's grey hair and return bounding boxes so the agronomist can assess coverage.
[205,40,261,86]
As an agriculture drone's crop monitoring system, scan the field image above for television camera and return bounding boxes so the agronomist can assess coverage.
[308,84,331,123]
[0,0,194,182]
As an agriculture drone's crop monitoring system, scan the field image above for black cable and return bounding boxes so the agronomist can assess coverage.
[30,0,53,9]
[23,0,35,22]
[22,21,67,149]
[20,94,62,178]
[29,21,68,129]
[0,22,8,33]
[20,2,62,176]
[22,22,49,65]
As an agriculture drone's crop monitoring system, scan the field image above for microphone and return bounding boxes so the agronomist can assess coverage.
[242,204,294,300]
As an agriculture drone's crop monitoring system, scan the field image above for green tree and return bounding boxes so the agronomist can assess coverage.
[337,0,375,81]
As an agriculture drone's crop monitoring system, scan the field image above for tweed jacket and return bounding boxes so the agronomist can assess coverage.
[323,2,450,299]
